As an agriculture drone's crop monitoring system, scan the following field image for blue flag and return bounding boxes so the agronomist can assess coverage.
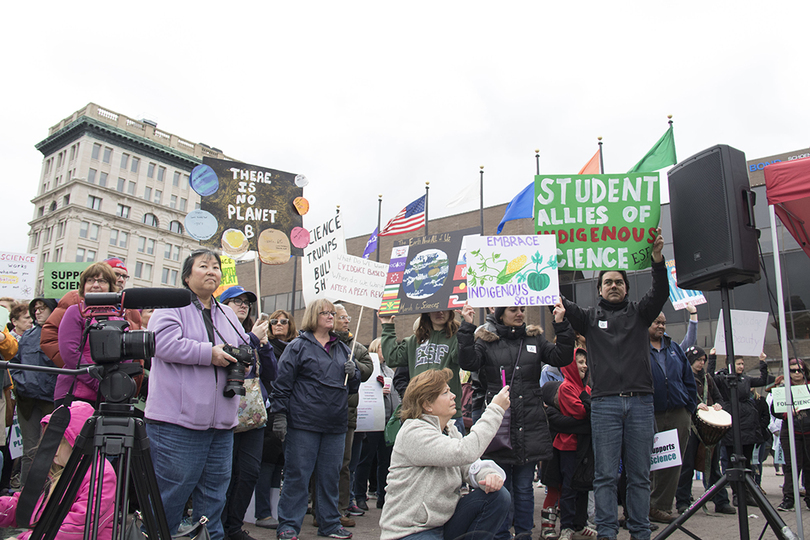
[362,227,378,259]
[496,182,534,234]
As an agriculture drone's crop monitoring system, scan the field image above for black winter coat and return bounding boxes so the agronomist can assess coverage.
[712,360,769,446]
[458,319,575,465]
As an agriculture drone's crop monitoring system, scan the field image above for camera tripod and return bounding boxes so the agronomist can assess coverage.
[654,287,797,540]
[1,361,172,540]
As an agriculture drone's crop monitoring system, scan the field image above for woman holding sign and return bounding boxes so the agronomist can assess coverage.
[457,302,575,540]
[774,358,810,512]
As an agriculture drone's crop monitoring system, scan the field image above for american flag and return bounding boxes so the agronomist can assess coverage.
[379,195,426,236]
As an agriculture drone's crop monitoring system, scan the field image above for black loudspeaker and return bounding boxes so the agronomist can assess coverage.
[668,144,760,291]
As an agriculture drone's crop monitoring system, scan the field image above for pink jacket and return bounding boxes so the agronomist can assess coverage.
[0,401,117,539]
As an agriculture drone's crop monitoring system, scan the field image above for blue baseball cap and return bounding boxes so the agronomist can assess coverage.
[219,285,257,304]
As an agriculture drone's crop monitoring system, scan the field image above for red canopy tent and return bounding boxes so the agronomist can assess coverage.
[764,156,810,259]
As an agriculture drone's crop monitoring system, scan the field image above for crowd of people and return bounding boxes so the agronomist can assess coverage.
[0,228,805,540]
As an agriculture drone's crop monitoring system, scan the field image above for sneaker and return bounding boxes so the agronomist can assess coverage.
[649,508,675,523]
[256,516,280,529]
[345,504,365,516]
[573,525,597,539]
[777,500,793,512]
[340,516,356,528]
[228,530,258,540]
[278,531,298,540]
[541,506,558,539]
[376,498,385,509]
[356,499,369,511]
[715,504,736,515]
[559,529,574,540]
[318,526,353,539]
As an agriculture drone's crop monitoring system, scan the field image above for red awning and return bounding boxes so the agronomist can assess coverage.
[764,157,810,259]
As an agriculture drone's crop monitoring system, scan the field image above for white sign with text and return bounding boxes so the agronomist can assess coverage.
[713,309,769,356]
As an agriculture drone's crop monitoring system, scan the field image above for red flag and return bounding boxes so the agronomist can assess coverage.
[578,148,601,175]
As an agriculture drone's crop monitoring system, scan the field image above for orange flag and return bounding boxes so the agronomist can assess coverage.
[578,148,601,174]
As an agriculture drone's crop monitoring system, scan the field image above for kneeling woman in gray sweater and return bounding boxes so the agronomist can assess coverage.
[380,368,511,540]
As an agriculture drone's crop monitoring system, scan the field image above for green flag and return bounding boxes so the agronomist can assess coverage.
[627,125,677,173]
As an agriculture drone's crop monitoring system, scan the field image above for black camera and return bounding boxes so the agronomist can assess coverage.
[222,344,254,398]
[88,320,155,364]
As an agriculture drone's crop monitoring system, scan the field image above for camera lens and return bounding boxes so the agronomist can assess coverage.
[121,330,156,361]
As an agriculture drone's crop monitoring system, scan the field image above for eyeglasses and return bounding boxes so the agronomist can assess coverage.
[270,319,289,325]
[338,315,351,322]
[602,279,625,287]
[789,368,804,374]
[34,305,49,312]
[115,273,130,281]
[319,311,337,317]
[88,278,109,285]
[229,298,252,307]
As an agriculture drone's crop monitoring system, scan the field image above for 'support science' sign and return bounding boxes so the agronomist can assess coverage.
[327,254,389,310]
[465,235,560,307]
[534,173,661,271]
[650,428,682,471]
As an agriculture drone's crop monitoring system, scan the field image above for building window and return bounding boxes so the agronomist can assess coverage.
[62,195,70,207]
[117,178,126,192]
[154,190,162,204]
[161,268,179,286]
[43,227,52,243]
[99,172,108,187]
[42,252,50,263]
[138,237,155,255]
[87,196,102,211]
[102,147,112,164]
[110,229,118,246]
[180,198,187,211]
[57,153,63,168]
[128,181,136,195]
[56,221,65,239]
[88,168,97,184]
[87,250,96,263]
[131,157,140,173]
[76,248,85,262]
[169,221,183,234]
[173,245,181,261]
[119,231,128,248]
[147,163,155,178]
[164,243,173,259]
[144,187,152,201]
[170,195,177,209]
[31,231,39,248]
[38,206,45,217]
[55,247,62,262]
[158,167,166,182]
[173,171,181,186]
[90,223,99,241]
[121,154,129,169]
[135,262,153,281]
[143,213,159,227]
[116,204,131,218]
[92,143,101,160]
[69,146,75,161]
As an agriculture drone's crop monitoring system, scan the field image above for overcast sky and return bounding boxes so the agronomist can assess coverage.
[3,1,808,255]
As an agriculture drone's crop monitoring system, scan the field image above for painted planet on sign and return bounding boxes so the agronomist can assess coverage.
[258,229,291,265]
[221,229,249,257]
[403,249,449,300]
[184,210,218,240]
[290,227,311,249]
[293,197,310,216]
[294,174,309,187]
[190,164,219,197]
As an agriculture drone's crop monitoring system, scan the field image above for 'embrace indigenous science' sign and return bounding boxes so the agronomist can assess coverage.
[0,252,38,298]
[465,235,559,308]
[193,158,304,263]
[378,229,475,316]
[302,212,346,305]
[327,254,389,310]
[43,262,89,298]
[534,173,661,271]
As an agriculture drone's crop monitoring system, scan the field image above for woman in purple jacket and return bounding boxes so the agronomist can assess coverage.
[144,249,250,540]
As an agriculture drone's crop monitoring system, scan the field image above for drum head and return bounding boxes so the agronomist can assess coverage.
[697,407,732,427]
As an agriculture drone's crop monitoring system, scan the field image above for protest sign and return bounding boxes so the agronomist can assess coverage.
[465,235,559,307]
[213,255,238,299]
[666,259,706,310]
[194,157,304,262]
[713,309,769,356]
[0,252,37,298]
[43,262,89,298]
[771,385,810,413]
[379,229,475,316]
[534,173,661,271]
[650,428,682,471]
[8,416,22,460]
[356,353,385,432]
[327,254,388,310]
[302,212,346,305]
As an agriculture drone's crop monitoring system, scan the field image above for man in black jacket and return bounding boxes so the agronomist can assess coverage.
[560,228,667,540]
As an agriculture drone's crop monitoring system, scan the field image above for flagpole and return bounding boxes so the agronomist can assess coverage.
[373,194,382,340]
[425,182,430,235]
[479,166,485,234]
[668,114,677,163]
[598,136,604,174]
[534,149,545,331]
[535,149,540,175]
[291,255,298,315]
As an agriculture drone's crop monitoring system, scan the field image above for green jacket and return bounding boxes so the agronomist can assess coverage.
[381,322,462,419]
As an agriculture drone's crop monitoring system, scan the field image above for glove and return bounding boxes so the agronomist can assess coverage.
[344,360,356,379]
[377,374,385,386]
[272,414,287,442]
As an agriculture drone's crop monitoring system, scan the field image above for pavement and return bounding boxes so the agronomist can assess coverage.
[241,464,809,540]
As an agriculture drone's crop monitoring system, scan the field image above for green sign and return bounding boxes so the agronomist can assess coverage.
[214,255,239,298]
[43,262,89,298]
[534,173,661,271]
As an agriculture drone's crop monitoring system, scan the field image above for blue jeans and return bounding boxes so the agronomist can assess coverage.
[277,427,345,536]
[223,427,264,535]
[591,394,654,540]
[495,462,535,540]
[255,461,283,520]
[353,431,392,503]
[145,422,233,540]
[398,488,511,540]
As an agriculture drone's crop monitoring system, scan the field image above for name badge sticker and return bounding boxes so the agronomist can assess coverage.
[599,320,608,329]
[527,344,537,354]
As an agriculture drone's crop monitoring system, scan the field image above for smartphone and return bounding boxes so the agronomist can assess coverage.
[259,312,270,322]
